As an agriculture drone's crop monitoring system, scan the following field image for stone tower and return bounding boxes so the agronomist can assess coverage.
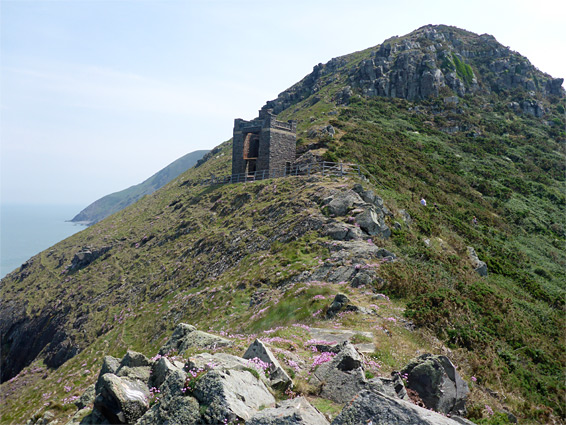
[232,109,297,176]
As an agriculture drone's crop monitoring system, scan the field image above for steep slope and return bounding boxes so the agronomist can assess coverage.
[71,150,209,225]
[1,25,564,425]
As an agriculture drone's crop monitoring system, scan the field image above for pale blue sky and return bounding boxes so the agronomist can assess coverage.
[1,0,564,205]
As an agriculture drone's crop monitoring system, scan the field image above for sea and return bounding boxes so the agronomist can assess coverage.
[0,204,86,278]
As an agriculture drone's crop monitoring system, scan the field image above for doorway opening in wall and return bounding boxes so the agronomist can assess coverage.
[243,133,259,160]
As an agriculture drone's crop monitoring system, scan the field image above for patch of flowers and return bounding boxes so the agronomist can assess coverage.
[310,352,336,372]
[149,386,161,405]
[62,395,80,405]
[183,367,207,395]
[246,357,271,377]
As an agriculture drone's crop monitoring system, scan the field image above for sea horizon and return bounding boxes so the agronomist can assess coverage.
[1,203,87,278]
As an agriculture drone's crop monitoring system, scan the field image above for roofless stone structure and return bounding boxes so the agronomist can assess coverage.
[232,109,297,176]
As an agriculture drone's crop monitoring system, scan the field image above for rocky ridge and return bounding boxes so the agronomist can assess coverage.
[46,323,472,425]
[262,24,564,115]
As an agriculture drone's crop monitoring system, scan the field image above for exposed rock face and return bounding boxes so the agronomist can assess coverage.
[261,25,564,117]
[0,301,78,382]
[331,390,468,425]
[248,397,330,425]
[323,190,365,216]
[467,246,488,276]
[401,353,470,415]
[355,207,391,239]
[69,246,112,271]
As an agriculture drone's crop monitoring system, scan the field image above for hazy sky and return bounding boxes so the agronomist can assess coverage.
[1,0,565,206]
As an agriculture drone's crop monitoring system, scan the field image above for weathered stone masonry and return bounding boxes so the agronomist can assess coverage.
[232,109,297,176]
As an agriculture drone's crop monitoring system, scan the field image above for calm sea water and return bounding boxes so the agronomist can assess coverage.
[1,204,86,278]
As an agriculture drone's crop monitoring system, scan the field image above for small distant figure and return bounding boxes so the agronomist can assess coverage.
[420,197,427,207]
[472,216,478,226]
[433,202,439,211]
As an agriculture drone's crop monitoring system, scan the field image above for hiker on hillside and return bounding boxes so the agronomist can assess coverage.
[472,216,478,226]
[420,197,427,207]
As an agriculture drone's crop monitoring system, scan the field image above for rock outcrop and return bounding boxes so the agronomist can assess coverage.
[248,397,330,425]
[261,25,564,117]
[243,339,293,390]
[467,246,488,276]
[331,390,468,425]
[59,325,481,425]
[401,353,470,415]
[159,323,232,355]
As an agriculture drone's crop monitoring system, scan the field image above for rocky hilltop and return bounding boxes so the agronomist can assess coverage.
[1,25,564,425]
[263,25,563,115]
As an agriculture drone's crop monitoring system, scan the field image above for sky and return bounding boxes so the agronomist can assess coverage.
[1,0,565,206]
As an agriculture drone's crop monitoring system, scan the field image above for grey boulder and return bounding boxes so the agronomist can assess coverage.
[136,368,200,425]
[159,323,232,355]
[243,339,293,390]
[355,207,391,239]
[324,191,364,216]
[94,373,150,424]
[401,353,470,415]
[248,397,330,425]
[311,342,367,403]
[331,390,468,425]
[193,368,276,423]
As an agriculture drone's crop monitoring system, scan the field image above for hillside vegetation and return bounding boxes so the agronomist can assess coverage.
[1,25,564,425]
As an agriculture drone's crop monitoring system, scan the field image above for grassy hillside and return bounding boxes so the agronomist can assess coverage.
[1,25,564,425]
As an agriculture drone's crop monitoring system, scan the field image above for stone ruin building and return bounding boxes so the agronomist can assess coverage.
[232,109,297,177]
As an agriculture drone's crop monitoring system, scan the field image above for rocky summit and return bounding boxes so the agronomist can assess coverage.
[1,25,564,425]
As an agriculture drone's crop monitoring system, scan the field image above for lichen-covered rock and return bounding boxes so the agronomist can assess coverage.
[94,374,150,424]
[116,365,151,385]
[324,191,364,216]
[75,384,96,410]
[95,356,121,393]
[120,350,152,369]
[310,342,367,403]
[186,352,251,373]
[149,356,184,390]
[401,353,470,415]
[355,207,391,239]
[248,397,330,425]
[323,223,362,241]
[331,390,467,425]
[193,368,276,423]
[136,369,199,425]
[243,339,292,390]
[159,323,232,355]
[367,373,408,400]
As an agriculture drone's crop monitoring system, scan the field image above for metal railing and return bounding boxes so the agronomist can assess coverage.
[193,161,364,187]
